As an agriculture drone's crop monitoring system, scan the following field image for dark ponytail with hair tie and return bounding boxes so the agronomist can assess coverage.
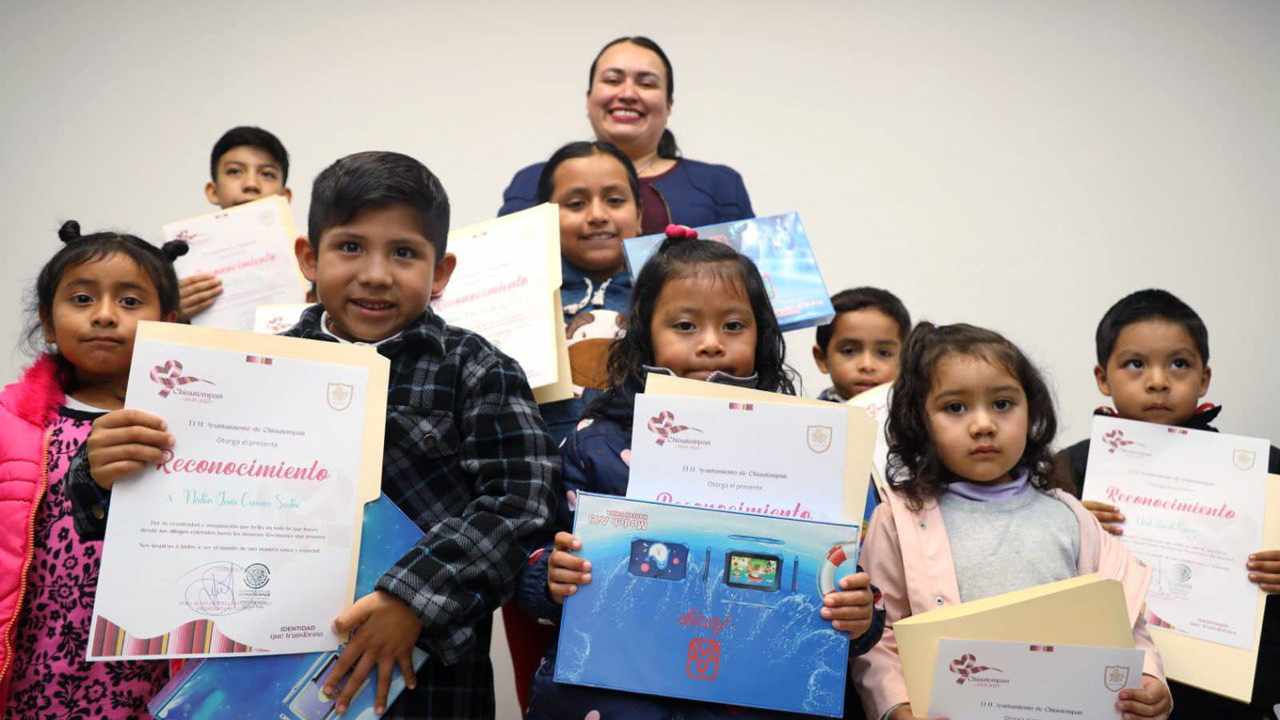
[58,220,82,244]
[162,239,190,262]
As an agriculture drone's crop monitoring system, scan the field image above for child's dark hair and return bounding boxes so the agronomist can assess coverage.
[601,238,796,401]
[535,141,640,205]
[588,37,680,159]
[886,322,1058,511]
[1095,289,1208,367]
[210,126,290,184]
[26,221,188,384]
[308,151,451,258]
[814,286,912,352]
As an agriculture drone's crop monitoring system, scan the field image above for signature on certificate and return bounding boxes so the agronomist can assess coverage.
[183,561,252,616]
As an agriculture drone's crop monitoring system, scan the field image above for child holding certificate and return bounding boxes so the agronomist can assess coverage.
[1054,289,1280,719]
[517,234,885,718]
[536,140,642,444]
[179,126,295,321]
[69,151,558,719]
[0,222,186,718]
[854,322,1173,720]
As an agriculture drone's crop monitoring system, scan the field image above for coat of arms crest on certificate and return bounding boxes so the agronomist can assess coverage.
[806,425,833,454]
[1104,664,1131,692]
[1233,449,1257,471]
[327,383,354,411]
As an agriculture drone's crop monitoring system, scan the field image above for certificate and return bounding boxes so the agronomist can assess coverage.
[1081,416,1269,649]
[88,322,388,660]
[165,196,308,331]
[929,638,1143,719]
[894,575,1138,716]
[627,392,858,523]
[434,204,572,402]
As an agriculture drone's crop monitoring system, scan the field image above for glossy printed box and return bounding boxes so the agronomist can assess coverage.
[556,492,860,717]
[622,212,835,332]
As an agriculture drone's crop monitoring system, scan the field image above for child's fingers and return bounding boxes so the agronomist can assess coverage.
[548,564,592,588]
[1247,552,1280,590]
[322,641,365,704]
[1083,501,1125,525]
[179,273,217,287]
[94,408,167,432]
[549,549,590,574]
[553,532,582,551]
[1101,523,1125,536]
[838,572,871,592]
[820,593,873,622]
[333,653,376,714]
[91,443,169,469]
[374,656,394,714]
[396,651,417,691]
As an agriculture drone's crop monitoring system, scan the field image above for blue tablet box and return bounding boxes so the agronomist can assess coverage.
[555,492,861,717]
[622,212,836,332]
[148,495,427,720]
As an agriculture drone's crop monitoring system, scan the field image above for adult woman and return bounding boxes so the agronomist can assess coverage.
[499,36,754,232]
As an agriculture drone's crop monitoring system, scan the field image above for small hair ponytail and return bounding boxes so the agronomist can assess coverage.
[161,239,190,262]
[58,220,81,244]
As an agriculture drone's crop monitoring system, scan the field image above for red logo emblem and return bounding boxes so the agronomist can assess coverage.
[686,637,720,681]
[948,653,1002,684]
[647,411,701,446]
[150,360,213,398]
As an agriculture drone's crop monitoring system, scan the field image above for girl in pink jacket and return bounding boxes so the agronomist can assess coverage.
[0,222,185,718]
[853,322,1172,720]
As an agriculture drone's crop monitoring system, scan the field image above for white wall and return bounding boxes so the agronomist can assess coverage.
[3,2,1277,716]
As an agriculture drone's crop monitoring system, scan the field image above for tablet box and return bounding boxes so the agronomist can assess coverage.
[555,492,860,717]
[622,212,835,332]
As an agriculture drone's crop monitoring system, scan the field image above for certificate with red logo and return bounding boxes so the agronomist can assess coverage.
[928,639,1142,719]
[166,196,309,331]
[1080,416,1277,701]
[626,390,871,523]
[1081,416,1269,649]
[88,322,388,660]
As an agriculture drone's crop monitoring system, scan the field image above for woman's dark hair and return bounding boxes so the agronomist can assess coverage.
[536,140,641,206]
[591,238,796,424]
[588,36,681,159]
[885,322,1058,511]
[26,220,188,385]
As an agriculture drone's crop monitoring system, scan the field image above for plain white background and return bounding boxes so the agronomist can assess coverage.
[3,2,1277,715]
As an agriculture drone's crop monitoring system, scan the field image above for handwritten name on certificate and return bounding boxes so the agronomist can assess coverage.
[165,195,307,331]
[1082,416,1269,649]
[928,639,1143,719]
[626,394,852,522]
[88,324,384,660]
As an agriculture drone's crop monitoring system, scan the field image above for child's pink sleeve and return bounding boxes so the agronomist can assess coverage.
[852,503,913,718]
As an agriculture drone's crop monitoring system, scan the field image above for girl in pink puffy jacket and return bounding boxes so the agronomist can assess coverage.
[0,222,185,719]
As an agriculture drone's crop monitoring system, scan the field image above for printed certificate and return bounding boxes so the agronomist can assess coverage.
[929,639,1143,719]
[165,196,308,331]
[88,322,388,660]
[1081,416,1269,649]
[434,204,572,401]
[626,393,856,523]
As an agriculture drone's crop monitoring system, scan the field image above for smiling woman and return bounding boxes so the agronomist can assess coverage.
[499,36,755,234]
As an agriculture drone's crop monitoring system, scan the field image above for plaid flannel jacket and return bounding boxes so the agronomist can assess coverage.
[67,306,558,718]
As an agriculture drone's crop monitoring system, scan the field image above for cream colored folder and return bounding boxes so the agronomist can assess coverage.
[1149,473,1280,702]
[443,204,573,403]
[643,373,877,524]
[894,574,1135,716]
[133,321,389,602]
